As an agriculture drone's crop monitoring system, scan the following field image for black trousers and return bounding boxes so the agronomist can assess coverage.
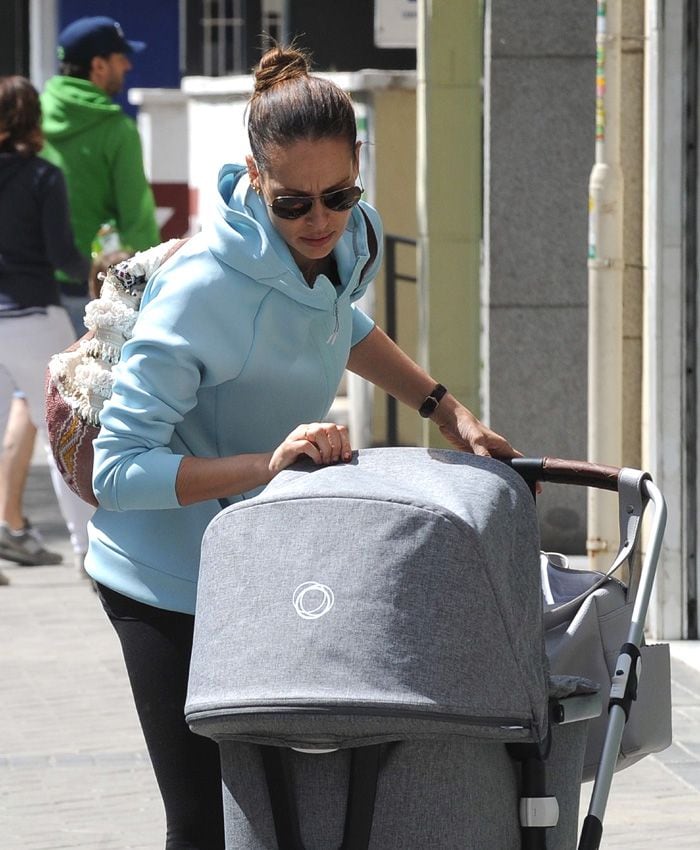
[96,583,226,850]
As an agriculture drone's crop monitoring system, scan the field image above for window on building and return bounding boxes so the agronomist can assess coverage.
[184,0,282,77]
[261,0,285,46]
[201,0,246,76]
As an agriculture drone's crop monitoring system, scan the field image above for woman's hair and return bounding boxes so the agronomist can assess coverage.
[0,76,43,156]
[247,45,357,171]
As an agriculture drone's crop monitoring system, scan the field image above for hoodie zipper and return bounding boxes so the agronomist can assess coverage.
[326,299,339,345]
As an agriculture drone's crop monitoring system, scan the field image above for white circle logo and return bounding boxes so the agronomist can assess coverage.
[293,582,335,620]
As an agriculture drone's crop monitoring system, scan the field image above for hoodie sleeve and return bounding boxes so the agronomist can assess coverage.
[40,166,91,282]
[351,306,375,346]
[109,117,161,253]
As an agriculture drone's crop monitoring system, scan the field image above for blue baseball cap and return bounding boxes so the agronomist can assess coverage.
[57,16,146,65]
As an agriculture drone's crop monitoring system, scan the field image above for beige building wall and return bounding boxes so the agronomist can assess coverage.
[370,88,421,447]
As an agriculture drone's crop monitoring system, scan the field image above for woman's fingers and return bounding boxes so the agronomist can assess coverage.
[301,422,351,464]
[297,436,321,463]
[337,426,352,462]
[269,434,320,476]
[269,423,352,479]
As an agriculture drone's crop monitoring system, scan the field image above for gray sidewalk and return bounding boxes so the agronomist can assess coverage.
[1,463,700,848]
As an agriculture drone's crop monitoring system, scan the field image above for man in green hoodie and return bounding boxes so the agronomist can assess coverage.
[41,16,160,334]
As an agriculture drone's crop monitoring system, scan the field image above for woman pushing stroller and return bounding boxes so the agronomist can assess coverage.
[86,44,520,848]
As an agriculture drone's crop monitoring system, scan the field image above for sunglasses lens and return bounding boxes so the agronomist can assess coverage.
[270,186,362,219]
[271,197,313,220]
[324,186,362,211]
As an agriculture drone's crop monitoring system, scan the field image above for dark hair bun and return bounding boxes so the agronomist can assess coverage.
[247,43,356,169]
[253,46,310,96]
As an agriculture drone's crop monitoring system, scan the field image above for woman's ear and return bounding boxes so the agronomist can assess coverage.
[246,155,260,187]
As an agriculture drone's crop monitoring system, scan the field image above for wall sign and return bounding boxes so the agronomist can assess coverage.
[374,0,417,49]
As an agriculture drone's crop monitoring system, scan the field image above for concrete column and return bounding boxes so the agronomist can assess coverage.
[620,1,645,472]
[485,1,595,553]
[417,0,483,446]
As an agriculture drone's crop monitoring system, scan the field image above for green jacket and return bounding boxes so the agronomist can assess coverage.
[40,76,160,283]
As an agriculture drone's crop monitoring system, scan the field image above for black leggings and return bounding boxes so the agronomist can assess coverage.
[96,583,225,850]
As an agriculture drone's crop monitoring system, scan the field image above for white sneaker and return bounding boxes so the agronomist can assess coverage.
[0,520,63,567]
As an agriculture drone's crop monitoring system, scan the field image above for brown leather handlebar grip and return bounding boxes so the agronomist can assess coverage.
[540,457,621,491]
[508,457,623,492]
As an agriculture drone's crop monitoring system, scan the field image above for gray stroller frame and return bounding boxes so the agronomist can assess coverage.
[186,449,668,850]
[510,457,669,850]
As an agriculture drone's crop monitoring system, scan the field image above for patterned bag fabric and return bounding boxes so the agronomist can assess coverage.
[45,239,186,506]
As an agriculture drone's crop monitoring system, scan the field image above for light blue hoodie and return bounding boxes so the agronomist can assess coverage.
[87,164,382,613]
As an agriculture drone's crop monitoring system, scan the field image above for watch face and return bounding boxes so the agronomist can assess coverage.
[419,397,438,418]
[419,384,447,417]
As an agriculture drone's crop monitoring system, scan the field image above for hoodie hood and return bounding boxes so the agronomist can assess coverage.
[203,163,382,310]
[41,76,122,141]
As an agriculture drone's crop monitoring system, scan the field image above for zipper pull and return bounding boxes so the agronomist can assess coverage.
[326,301,339,345]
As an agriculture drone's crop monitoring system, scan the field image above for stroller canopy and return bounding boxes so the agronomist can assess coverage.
[186,448,548,749]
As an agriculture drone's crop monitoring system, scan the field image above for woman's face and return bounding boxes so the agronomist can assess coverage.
[248,137,360,272]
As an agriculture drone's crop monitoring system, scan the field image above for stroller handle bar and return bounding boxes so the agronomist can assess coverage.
[507,457,646,492]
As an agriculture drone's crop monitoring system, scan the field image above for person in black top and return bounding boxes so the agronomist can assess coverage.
[0,75,95,578]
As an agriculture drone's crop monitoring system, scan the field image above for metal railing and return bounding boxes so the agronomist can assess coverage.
[383,234,417,445]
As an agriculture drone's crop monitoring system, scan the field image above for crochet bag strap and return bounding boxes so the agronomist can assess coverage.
[161,237,189,264]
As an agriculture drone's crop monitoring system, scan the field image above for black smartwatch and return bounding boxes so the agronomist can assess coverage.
[418,383,448,418]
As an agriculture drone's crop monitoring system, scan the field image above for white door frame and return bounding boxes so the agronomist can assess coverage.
[29,0,58,89]
[645,0,695,639]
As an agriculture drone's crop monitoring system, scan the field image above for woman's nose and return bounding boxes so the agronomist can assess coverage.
[306,198,329,226]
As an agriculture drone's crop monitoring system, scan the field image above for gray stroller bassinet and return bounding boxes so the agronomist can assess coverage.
[185,448,668,849]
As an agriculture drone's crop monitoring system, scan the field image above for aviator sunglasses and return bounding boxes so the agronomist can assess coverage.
[267,181,363,220]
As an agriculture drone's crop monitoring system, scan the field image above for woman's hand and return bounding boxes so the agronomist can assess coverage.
[269,422,353,477]
[434,401,522,460]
